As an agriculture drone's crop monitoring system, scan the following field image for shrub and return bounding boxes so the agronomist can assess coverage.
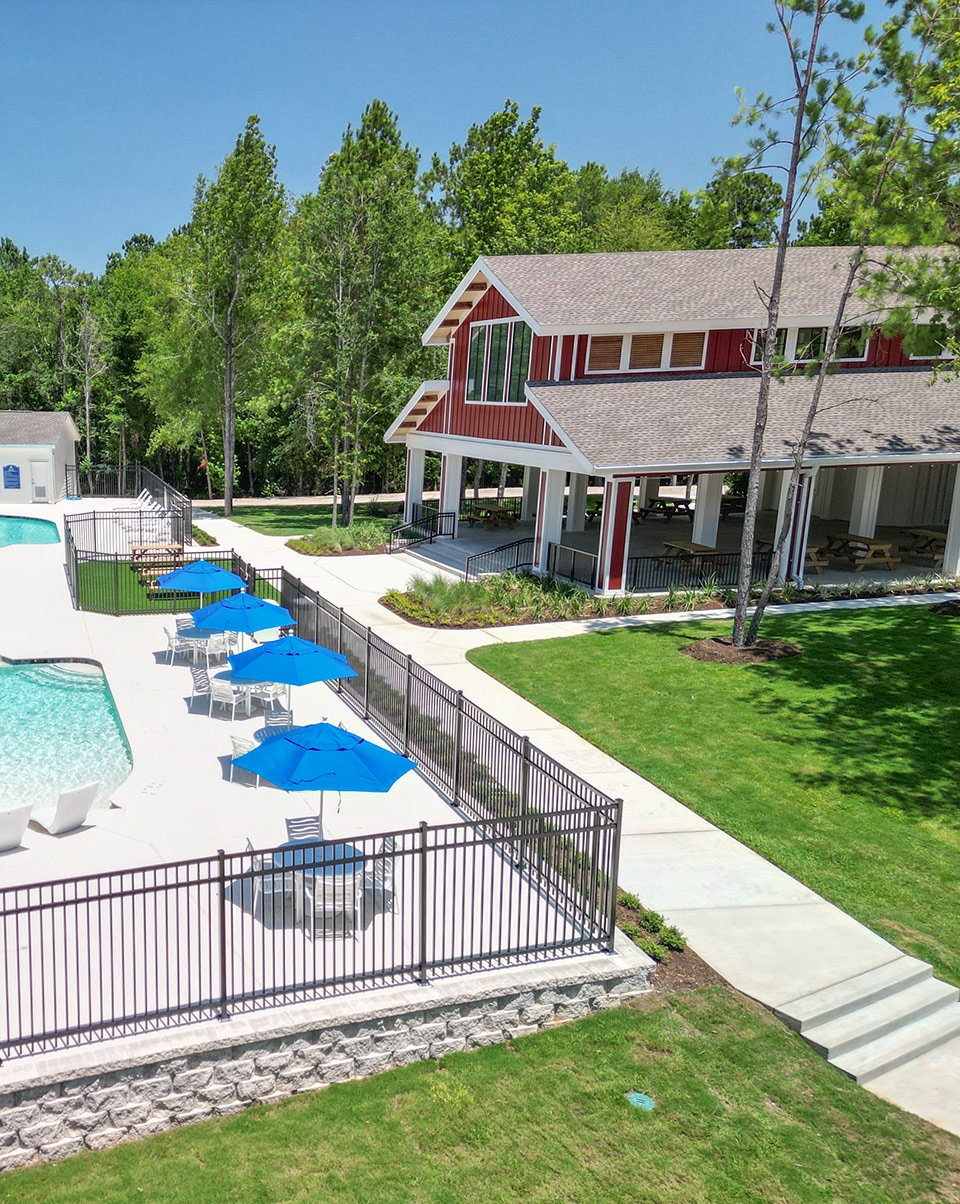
[636,936,669,962]
[618,890,641,910]
[288,520,389,556]
[659,925,687,952]
[191,525,217,547]
[637,909,664,934]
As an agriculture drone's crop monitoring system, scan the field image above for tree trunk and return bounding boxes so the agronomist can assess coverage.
[246,441,255,496]
[199,427,214,500]
[222,332,235,517]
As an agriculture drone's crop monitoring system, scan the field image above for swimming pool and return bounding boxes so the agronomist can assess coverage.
[0,662,132,811]
[0,514,60,547]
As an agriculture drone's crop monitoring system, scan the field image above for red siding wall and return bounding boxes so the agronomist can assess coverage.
[421,284,561,446]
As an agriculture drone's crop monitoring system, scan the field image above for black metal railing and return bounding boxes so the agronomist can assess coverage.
[464,538,536,581]
[65,464,141,499]
[387,511,456,553]
[459,495,522,522]
[625,550,772,592]
[411,501,438,523]
[142,467,193,546]
[547,543,598,589]
[1,806,617,1059]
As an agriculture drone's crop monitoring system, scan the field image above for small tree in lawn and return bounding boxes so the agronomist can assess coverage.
[731,0,950,648]
[187,115,285,516]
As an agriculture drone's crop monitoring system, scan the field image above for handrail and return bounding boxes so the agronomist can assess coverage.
[464,537,535,581]
[547,543,598,589]
[387,510,456,554]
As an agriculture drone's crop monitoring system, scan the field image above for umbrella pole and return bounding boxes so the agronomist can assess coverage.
[287,683,292,721]
[318,790,324,837]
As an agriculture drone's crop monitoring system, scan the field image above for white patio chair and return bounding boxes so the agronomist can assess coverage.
[0,804,32,851]
[196,633,230,668]
[251,681,285,711]
[285,816,321,843]
[245,837,297,925]
[263,707,294,733]
[369,834,397,914]
[210,677,242,720]
[229,736,259,786]
[175,615,193,631]
[189,664,211,711]
[164,626,192,665]
[32,781,99,835]
[302,868,362,937]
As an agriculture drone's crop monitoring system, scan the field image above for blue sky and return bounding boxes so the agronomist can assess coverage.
[1,0,875,273]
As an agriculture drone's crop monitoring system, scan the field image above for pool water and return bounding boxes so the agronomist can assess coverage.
[0,514,60,547]
[0,662,132,810]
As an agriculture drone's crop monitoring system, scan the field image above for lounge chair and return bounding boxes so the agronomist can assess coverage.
[32,781,99,835]
[0,804,32,851]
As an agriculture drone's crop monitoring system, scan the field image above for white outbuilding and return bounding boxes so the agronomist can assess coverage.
[0,410,80,504]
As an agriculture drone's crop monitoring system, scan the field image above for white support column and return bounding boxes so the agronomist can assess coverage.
[636,475,658,508]
[533,469,567,573]
[942,464,960,576]
[784,468,818,583]
[773,472,793,583]
[520,466,540,522]
[439,453,463,537]
[596,478,636,593]
[691,473,723,549]
[403,447,426,524]
[849,466,884,538]
[565,473,589,532]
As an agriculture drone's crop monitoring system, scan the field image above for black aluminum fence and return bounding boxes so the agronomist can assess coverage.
[625,550,772,592]
[142,467,192,546]
[63,515,266,615]
[547,543,599,589]
[1,808,616,1059]
[65,464,141,499]
[387,510,456,553]
[279,570,619,924]
[459,495,522,522]
[464,537,536,581]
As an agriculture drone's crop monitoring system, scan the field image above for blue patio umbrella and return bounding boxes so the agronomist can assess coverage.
[191,592,294,634]
[157,558,248,595]
[228,635,357,715]
[231,721,416,828]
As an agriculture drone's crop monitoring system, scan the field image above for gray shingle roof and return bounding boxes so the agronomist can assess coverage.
[527,368,960,471]
[0,410,78,446]
[483,247,924,329]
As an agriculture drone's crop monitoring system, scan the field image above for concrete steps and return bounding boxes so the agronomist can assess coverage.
[775,955,960,1083]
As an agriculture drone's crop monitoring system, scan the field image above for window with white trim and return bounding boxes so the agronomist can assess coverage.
[585,331,706,374]
[907,324,953,360]
[465,319,532,403]
[751,326,869,364]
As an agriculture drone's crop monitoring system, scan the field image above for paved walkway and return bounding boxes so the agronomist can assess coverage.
[190,509,960,1136]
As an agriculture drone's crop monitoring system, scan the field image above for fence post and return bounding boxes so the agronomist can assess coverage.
[520,736,531,815]
[363,627,371,717]
[418,821,429,984]
[453,690,464,808]
[606,799,623,953]
[113,554,120,617]
[336,607,344,692]
[402,653,412,755]
[217,849,230,1018]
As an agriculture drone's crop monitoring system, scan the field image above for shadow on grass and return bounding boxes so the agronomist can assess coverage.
[610,607,960,826]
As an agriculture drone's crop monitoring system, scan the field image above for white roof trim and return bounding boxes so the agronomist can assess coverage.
[421,258,542,346]
[383,380,449,444]
[522,385,593,475]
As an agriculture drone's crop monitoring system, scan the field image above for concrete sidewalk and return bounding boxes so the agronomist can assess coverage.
[192,509,960,1136]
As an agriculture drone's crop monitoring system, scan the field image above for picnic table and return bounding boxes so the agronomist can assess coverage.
[131,544,184,591]
[824,533,901,572]
[902,528,946,566]
[637,497,694,522]
[467,502,515,530]
[662,541,717,558]
[720,494,747,517]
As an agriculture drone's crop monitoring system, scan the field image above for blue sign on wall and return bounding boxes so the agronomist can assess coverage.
[2,465,21,490]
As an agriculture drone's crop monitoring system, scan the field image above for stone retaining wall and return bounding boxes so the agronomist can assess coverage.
[0,940,651,1170]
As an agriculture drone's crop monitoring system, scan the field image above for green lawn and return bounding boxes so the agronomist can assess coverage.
[76,560,280,614]
[468,608,960,986]
[5,989,958,1204]
[202,503,399,537]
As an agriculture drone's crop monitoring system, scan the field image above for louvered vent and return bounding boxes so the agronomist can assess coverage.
[629,334,664,370]
[587,336,623,372]
[669,332,705,368]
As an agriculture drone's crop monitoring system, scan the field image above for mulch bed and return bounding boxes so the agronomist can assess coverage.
[649,945,726,994]
[931,600,960,616]
[680,635,801,664]
[287,542,388,558]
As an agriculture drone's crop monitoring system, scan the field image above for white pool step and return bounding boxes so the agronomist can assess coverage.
[775,955,960,1083]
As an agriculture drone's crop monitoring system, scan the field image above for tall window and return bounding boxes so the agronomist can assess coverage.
[465,320,532,404]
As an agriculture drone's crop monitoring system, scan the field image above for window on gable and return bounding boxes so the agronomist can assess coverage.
[796,327,828,362]
[465,319,533,404]
[587,331,707,374]
[908,324,951,360]
[751,329,789,364]
[835,326,868,360]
